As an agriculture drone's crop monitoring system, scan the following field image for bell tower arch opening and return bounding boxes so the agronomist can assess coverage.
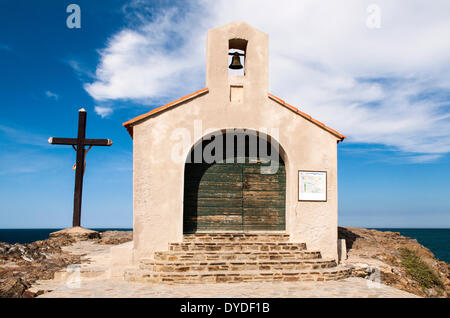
[228,38,247,76]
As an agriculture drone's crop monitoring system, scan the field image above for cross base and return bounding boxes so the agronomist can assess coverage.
[50,226,100,240]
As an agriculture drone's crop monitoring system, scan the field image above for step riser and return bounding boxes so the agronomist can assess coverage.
[169,244,306,252]
[183,234,290,243]
[154,252,321,261]
[140,262,337,272]
[125,270,352,284]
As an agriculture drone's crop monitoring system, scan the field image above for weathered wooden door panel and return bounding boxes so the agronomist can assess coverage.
[242,163,286,231]
[244,174,285,184]
[185,206,243,216]
[184,163,244,232]
[244,182,285,191]
[185,181,242,192]
[183,150,286,233]
[243,208,285,229]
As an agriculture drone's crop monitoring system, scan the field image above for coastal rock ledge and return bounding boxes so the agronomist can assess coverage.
[0,229,132,298]
[0,228,448,298]
[339,227,449,297]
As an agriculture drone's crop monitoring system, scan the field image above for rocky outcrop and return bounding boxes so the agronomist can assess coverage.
[0,236,81,298]
[49,226,100,240]
[339,227,449,298]
[0,229,132,298]
[96,230,132,245]
[49,227,132,245]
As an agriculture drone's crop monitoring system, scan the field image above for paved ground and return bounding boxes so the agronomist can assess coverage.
[34,277,417,298]
[30,240,419,298]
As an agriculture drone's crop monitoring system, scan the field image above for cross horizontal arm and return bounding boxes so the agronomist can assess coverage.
[48,137,112,146]
[48,137,77,145]
[84,139,113,146]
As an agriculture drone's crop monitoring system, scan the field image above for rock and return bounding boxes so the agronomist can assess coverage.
[0,236,82,298]
[97,231,132,245]
[340,227,449,298]
[50,227,100,240]
[22,289,38,298]
[425,288,439,297]
[0,229,132,297]
[0,277,30,298]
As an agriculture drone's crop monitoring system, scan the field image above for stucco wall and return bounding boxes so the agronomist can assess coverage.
[130,22,340,262]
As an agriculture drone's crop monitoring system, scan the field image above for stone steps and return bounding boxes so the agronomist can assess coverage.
[169,242,307,252]
[139,258,337,272]
[154,250,322,261]
[125,267,352,284]
[123,233,349,284]
[183,233,290,243]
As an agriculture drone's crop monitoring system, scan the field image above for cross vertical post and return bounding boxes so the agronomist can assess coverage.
[73,109,86,227]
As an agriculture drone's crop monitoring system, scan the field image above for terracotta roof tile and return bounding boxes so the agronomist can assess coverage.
[122,88,209,137]
[122,88,345,141]
[268,93,346,141]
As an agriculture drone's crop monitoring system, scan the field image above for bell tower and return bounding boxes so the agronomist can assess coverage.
[206,21,269,102]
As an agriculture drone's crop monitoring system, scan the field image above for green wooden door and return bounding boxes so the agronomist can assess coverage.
[183,161,285,233]
[184,163,243,232]
[242,163,286,231]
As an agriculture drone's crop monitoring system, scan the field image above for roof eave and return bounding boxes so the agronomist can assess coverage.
[122,88,209,138]
[268,94,346,142]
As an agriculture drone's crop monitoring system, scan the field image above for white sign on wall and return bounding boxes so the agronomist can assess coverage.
[298,171,327,201]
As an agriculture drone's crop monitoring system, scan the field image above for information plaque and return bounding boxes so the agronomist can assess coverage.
[298,171,327,201]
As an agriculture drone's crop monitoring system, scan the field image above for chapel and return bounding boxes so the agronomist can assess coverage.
[118,22,348,283]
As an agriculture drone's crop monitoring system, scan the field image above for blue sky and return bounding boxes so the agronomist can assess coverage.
[0,0,449,229]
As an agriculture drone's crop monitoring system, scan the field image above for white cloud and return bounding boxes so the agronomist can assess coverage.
[45,90,59,100]
[94,106,113,118]
[82,0,450,160]
[408,154,443,163]
[84,6,206,102]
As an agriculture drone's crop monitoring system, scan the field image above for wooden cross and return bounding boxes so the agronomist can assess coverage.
[48,108,112,227]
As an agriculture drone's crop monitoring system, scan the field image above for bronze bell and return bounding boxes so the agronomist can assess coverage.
[229,52,243,69]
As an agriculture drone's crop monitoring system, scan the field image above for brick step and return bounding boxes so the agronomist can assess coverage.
[169,242,307,252]
[154,250,321,261]
[183,233,290,243]
[124,267,352,284]
[139,258,337,272]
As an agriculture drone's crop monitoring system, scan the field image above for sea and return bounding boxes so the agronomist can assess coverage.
[0,228,448,263]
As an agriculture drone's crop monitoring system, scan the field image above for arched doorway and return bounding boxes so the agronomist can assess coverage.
[183,130,286,233]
